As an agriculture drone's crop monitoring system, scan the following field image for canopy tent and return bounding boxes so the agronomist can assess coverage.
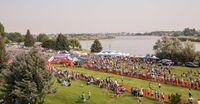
[71,56,88,66]
[143,54,159,60]
[150,56,159,60]
[48,54,74,67]
[95,50,130,56]
[134,55,145,58]
[57,50,69,54]
[70,50,88,56]
[72,57,80,62]
[77,56,88,61]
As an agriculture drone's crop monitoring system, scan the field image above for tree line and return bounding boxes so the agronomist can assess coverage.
[135,28,200,36]
[5,28,103,53]
[5,30,82,51]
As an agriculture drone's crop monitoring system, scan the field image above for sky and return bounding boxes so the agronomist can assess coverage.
[0,0,200,34]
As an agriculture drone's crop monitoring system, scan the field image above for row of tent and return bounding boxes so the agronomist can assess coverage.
[94,50,130,56]
[48,50,159,65]
[48,53,88,64]
[94,50,159,60]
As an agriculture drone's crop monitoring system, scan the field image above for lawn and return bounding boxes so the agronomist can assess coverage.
[176,36,200,42]
[52,65,200,100]
[45,80,160,104]
[172,66,200,79]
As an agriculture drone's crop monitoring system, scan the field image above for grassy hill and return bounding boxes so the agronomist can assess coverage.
[45,80,159,104]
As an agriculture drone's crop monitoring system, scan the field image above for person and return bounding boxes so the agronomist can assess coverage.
[189,89,192,98]
[81,84,84,87]
[108,73,111,79]
[14,97,19,104]
[88,90,91,100]
[198,99,200,104]
[0,97,4,104]
[121,76,124,83]
[139,88,144,103]
[62,80,68,86]
[149,82,153,89]
[131,87,136,96]
[188,96,193,104]
[160,92,165,104]
[154,89,158,99]
[140,88,144,97]
[137,88,142,104]
[68,81,71,86]
[158,83,161,89]
[138,97,142,104]
[80,92,86,102]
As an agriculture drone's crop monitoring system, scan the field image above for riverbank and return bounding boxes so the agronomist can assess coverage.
[68,35,115,40]
[174,36,200,42]
[132,35,200,42]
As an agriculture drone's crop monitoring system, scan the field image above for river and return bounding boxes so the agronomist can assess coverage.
[80,36,200,55]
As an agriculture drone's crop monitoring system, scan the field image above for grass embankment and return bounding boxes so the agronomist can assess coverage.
[172,66,200,79]
[176,36,200,42]
[53,65,200,100]
[45,80,159,104]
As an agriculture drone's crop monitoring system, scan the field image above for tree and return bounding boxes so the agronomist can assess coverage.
[2,48,53,104]
[24,29,35,47]
[183,28,197,36]
[42,39,56,49]
[0,36,8,74]
[69,38,82,50]
[0,23,8,74]
[6,32,24,43]
[90,39,102,53]
[194,52,200,66]
[36,33,49,43]
[0,22,5,37]
[153,36,182,62]
[180,41,196,62]
[55,34,69,51]
[154,36,197,63]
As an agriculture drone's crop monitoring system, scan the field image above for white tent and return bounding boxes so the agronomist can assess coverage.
[95,50,131,56]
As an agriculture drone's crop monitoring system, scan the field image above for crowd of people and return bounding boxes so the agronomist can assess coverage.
[83,55,200,90]
[46,53,200,103]
[49,66,198,104]
[49,67,127,102]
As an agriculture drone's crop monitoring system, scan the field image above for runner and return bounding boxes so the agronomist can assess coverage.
[121,76,124,83]
[160,92,165,104]
[149,82,153,89]
[158,83,161,89]
[80,92,86,102]
[189,89,192,98]
[154,89,158,99]
[188,96,193,104]
[139,88,144,103]
[88,90,91,100]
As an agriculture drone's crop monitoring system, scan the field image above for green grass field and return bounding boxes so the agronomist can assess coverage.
[52,65,200,100]
[172,66,200,79]
[45,80,160,104]
[176,36,200,42]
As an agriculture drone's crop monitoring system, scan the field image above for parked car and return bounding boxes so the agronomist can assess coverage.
[184,62,199,68]
[158,59,173,66]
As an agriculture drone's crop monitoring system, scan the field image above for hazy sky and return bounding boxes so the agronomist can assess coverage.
[0,0,200,34]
